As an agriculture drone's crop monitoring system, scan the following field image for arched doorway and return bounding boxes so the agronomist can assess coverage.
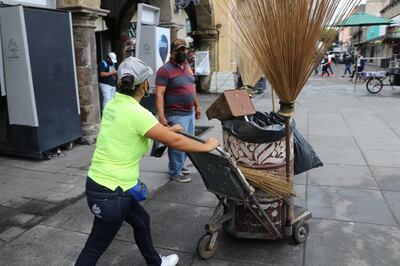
[99,0,141,62]
[99,0,218,92]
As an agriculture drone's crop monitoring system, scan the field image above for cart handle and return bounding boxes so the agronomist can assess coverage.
[178,131,226,156]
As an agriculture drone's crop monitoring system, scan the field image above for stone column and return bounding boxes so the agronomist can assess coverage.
[60,6,109,144]
[192,29,219,92]
[159,23,182,42]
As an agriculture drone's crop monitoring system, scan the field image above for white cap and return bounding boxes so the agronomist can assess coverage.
[108,52,117,64]
[118,56,153,86]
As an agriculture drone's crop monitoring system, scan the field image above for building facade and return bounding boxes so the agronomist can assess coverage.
[344,0,400,67]
[54,0,237,142]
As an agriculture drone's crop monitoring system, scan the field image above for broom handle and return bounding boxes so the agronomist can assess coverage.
[284,117,291,181]
[271,88,276,112]
[284,116,294,233]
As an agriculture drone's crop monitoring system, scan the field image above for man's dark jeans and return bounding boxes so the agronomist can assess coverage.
[344,64,352,76]
[75,177,161,266]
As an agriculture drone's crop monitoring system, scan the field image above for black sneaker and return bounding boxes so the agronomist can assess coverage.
[170,175,191,183]
[182,167,191,175]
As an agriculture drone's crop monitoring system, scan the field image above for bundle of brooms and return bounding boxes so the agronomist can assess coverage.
[224,0,359,197]
[235,38,263,94]
[240,166,294,200]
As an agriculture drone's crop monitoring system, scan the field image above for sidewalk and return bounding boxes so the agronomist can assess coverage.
[1,66,400,265]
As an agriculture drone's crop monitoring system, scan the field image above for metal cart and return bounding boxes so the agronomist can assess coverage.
[181,132,312,259]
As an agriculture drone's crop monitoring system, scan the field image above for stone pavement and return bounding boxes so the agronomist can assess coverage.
[1,65,400,265]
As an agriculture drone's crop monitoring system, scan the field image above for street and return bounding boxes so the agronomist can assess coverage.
[1,64,400,265]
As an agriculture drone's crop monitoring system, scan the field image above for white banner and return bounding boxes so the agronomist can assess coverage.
[195,51,210,76]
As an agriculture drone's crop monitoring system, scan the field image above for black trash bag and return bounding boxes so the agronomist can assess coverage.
[293,128,323,175]
[150,141,167,158]
[221,111,295,143]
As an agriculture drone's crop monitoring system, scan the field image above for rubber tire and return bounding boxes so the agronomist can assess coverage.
[197,234,218,259]
[366,78,383,94]
[292,221,309,244]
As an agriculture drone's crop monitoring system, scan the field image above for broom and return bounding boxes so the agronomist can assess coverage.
[224,0,359,228]
[235,38,263,94]
[240,166,295,200]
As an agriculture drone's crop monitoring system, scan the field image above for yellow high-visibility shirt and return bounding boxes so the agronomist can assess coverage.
[88,92,158,191]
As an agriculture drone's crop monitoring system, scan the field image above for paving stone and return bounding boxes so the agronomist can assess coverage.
[37,183,85,203]
[294,171,307,185]
[57,167,88,178]
[140,171,170,196]
[371,167,400,191]
[308,164,378,189]
[145,201,214,253]
[308,135,358,150]
[151,179,219,208]
[343,114,398,139]
[382,191,400,225]
[294,184,306,208]
[356,137,400,152]
[140,154,169,173]
[10,213,41,226]
[212,233,303,265]
[191,257,265,266]
[339,107,373,115]
[312,148,366,166]
[0,226,26,241]
[309,113,352,137]
[0,176,61,200]
[0,224,191,266]
[3,166,85,184]
[305,219,400,266]
[308,186,396,226]
[0,207,20,223]
[0,225,86,265]
[1,197,30,209]
[42,199,93,234]
[42,199,134,243]
[0,185,26,204]
[19,199,59,215]
[363,150,400,167]
[100,245,193,266]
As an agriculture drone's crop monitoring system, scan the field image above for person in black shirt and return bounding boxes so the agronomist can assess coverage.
[342,53,353,77]
[98,52,118,111]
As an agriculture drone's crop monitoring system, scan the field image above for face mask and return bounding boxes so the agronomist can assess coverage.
[174,52,187,64]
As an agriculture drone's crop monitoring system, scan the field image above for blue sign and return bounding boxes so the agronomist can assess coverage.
[158,35,169,64]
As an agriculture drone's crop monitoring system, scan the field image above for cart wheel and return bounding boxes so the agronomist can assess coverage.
[366,78,383,94]
[197,234,218,259]
[292,221,309,244]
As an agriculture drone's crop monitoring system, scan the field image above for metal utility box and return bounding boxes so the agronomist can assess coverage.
[0,6,81,159]
[138,25,170,91]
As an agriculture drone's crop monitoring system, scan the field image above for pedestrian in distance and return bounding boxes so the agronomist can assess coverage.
[98,52,118,112]
[155,39,201,183]
[327,53,335,76]
[320,55,330,77]
[75,57,219,266]
[350,53,366,82]
[342,53,353,77]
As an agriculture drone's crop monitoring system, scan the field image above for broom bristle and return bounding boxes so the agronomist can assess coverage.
[223,0,360,109]
[240,166,294,199]
[236,38,263,88]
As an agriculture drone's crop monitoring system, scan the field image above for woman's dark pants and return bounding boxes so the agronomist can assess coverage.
[75,178,161,266]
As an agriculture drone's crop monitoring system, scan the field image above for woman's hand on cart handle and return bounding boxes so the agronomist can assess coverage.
[205,137,219,151]
[169,124,183,133]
